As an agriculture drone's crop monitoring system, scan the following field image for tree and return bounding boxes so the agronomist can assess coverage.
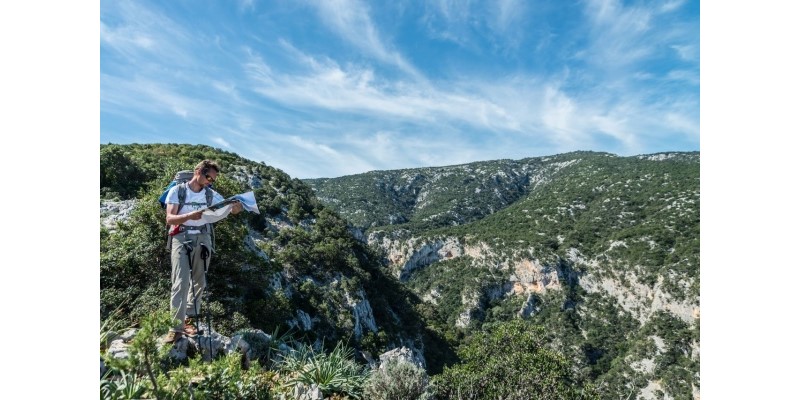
[100,145,148,199]
[432,319,598,400]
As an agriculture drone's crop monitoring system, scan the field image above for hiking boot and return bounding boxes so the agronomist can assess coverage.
[184,318,199,336]
[163,331,184,344]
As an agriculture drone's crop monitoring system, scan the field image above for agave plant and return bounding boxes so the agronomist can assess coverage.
[100,369,148,400]
[277,341,368,399]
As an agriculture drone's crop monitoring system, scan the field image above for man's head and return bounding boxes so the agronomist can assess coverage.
[194,160,220,186]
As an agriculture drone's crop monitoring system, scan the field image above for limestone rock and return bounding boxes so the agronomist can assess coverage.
[378,346,426,370]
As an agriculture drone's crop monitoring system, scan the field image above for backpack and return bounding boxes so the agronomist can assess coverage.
[161,170,215,250]
[159,170,215,209]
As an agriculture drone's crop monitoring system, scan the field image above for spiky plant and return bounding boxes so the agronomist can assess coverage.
[276,341,369,399]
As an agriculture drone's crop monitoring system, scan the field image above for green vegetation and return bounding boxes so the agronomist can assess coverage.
[432,319,599,400]
[310,151,700,399]
[275,342,369,399]
[101,145,699,399]
[305,156,556,233]
[100,143,428,350]
[363,359,432,400]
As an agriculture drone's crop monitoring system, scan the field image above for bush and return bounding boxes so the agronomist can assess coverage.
[432,319,598,400]
[363,359,432,400]
[159,354,274,400]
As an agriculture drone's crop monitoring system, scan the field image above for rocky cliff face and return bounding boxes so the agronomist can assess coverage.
[369,232,698,328]
[567,248,699,324]
[369,234,564,322]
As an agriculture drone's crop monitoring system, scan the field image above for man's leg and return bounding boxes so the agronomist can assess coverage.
[186,233,211,318]
[170,233,191,333]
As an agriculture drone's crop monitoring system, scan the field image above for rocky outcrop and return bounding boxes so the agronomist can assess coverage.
[517,293,538,318]
[106,326,281,365]
[508,258,561,295]
[455,292,481,328]
[370,235,464,281]
[378,346,427,370]
[569,248,698,324]
[373,235,698,338]
[289,310,314,331]
[372,234,569,327]
[346,290,378,339]
[100,199,137,231]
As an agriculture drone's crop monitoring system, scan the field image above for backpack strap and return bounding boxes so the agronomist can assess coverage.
[177,183,213,209]
[177,183,188,213]
[167,183,216,250]
[204,186,214,207]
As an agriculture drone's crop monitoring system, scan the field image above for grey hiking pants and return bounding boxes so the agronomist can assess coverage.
[170,231,213,332]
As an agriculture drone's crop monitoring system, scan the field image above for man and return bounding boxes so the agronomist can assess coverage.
[163,160,243,343]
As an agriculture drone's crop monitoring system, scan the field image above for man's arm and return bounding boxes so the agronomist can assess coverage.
[166,203,204,225]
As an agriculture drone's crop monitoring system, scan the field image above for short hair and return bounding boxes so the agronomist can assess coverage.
[194,160,220,175]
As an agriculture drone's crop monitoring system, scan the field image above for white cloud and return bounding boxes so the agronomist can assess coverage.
[664,112,699,137]
[243,51,523,132]
[422,0,527,52]
[671,44,699,61]
[241,42,697,161]
[239,0,256,12]
[100,0,698,178]
[582,0,655,68]
[306,0,421,78]
[211,137,231,148]
[100,1,193,64]
[666,69,700,85]
[488,0,526,46]
[660,0,687,13]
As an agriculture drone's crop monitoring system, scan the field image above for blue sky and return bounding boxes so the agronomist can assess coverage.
[100,0,699,178]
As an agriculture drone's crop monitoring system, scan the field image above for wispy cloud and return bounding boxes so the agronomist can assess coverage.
[660,0,687,13]
[671,44,699,62]
[239,0,256,13]
[101,74,201,119]
[101,1,698,179]
[581,0,655,69]
[305,0,422,79]
[242,49,522,132]
[100,0,194,66]
[240,42,695,162]
[211,137,231,148]
[421,0,529,53]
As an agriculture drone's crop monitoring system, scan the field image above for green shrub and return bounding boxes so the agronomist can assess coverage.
[432,319,598,400]
[100,369,149,400]
[101,310,176,400]
[159,354,273,400]
[363,359,432,400]
[101,311,274,400]
[275,341,369,399]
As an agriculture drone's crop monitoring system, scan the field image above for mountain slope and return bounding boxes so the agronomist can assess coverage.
[99,143,452,369]
[308,151,700,399]
[305,152,597,233]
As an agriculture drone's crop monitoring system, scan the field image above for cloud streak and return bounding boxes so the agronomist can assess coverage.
[101,0,699,178]
[306,0,422,79]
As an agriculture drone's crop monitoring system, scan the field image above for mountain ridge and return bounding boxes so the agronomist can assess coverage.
[306,149,700,399]
[101,144,700,399]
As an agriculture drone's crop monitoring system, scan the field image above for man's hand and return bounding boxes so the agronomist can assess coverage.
[186,210,204,220]
[231,201,244,214]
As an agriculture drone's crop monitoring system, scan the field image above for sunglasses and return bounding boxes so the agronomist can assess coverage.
[205,174,216,184]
